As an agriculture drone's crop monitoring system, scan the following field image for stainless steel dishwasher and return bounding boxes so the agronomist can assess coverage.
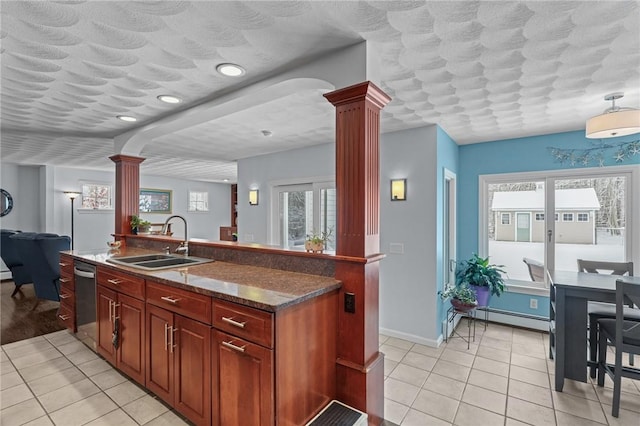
[74,261,97,351]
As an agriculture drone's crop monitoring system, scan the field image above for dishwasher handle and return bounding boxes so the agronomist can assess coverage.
[74,267,95,279]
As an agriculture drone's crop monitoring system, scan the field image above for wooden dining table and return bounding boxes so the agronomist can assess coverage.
[549,270,640,392]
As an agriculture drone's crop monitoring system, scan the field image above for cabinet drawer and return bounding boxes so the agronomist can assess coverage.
[59,255,74,277]
[97,267,144,299]
[59,284,75,307]
[213,300,273,348]
[57,303,75,330]
[147,281,211,325]
[59,273,74,291]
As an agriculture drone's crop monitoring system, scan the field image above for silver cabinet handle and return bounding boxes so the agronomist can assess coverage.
[59,262,69,267]
[221,316,247,328]
[222,340,246,353]
[170,327,177,353]
[58,314,70,321]
[107,279,123,285]
[59,278,71,283]
[60,293,71,299]
[160,296,180,304]
[164,323,170,352]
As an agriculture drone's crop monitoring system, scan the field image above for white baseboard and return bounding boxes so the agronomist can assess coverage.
[379,327,441,348]
[1,271,12,281]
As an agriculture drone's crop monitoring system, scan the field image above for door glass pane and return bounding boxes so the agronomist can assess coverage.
[488,181,545,282]
[554,176,626,271]
[279,190,313,247]
[320,188,336,251]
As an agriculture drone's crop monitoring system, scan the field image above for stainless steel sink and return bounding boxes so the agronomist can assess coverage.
[106,254,213,270]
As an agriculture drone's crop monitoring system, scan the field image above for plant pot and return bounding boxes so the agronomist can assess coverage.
[305,241,324,253]
[451,298,477,313]
[471,285,491,307]
[132,227,138,235]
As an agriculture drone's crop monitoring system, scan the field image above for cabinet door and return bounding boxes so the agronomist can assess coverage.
[146,304,174,405]
[96,285,117,365]
[213,330,273,426]
[175,315,211,426]
[117,293,145,386]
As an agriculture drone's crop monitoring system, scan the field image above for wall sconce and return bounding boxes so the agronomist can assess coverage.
[249,189,259,206]
[390,179,407,201]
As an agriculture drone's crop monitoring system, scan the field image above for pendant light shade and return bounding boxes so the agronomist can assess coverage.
[586,93,640,139]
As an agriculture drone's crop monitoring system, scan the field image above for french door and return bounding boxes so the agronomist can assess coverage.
[481,167,633,285]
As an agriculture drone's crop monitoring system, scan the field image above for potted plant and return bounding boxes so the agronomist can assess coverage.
[231,232,238,242]
[130,215,151,235]
[455,253,506,306]
[305,228,333,253]
[438,283,477,313]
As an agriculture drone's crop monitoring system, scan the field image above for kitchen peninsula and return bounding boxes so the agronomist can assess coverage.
[60,242,341,426]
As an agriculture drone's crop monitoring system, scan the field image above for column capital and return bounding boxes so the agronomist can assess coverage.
[323,81,391,109]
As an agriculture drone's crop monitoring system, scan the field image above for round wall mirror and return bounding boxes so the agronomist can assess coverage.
[1,189,14,217]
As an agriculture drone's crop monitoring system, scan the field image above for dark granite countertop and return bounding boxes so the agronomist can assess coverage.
[64,247,341,312]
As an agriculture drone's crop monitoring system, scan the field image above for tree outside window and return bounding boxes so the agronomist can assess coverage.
[81,183,112,209]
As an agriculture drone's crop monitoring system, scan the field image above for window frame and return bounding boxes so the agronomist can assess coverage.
[577,212,589,222]
[562,212,574,222]
[188,190,209,212]
[535,213,545,221]
[479,165,637,294]
[501,213,511,225]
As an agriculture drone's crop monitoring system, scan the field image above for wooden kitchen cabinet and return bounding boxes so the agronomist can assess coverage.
[213,330,273,426]
[57,254,75,331]
[146,281,212,426]
[96,284,146,385]
[96,266,146,386]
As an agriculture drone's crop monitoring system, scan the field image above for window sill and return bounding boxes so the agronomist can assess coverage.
[505,279,549,297]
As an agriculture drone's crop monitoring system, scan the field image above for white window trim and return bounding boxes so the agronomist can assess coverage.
[562,212,574,222]
[535,213,544,221]
[501,213,511,225]
[188,190,209,212]
[577,212,589,222]
[478,164,638,292]
[268,175,335,246]
[78,180,113,211]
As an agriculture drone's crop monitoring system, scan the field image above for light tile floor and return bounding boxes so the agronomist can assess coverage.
[1,324,639,425]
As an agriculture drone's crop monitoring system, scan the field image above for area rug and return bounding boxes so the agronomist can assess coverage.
[0,280,65,345]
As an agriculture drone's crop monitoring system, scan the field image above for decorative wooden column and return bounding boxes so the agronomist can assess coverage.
[109,154,144,239]
[324,81,391,425]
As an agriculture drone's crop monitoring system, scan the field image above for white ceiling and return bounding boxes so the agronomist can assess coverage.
[1,1,639,182]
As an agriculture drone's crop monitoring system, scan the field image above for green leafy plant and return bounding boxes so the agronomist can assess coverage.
[306,227,333,244]
[438,283,477,305]
[130,215,151,230]
[455,253,506,296]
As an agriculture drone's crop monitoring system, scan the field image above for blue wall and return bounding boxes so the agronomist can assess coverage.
[457,130,639,317]
[436,126,460,332]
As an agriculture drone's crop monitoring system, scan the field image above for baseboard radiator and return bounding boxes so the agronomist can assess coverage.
[306,400,367,426]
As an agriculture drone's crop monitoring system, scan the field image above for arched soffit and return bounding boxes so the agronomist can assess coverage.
[116,42,370,156]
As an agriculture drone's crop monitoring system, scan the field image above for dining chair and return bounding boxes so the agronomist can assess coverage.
[522,257,545,282]
[577,259,636,378]
[596,278,640,417]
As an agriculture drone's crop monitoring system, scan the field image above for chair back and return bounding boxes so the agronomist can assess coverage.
[1,229,33,285]
[615,278,640,352]
[9,232,70,302]
[523,257,545,282]
[577,259,633,276]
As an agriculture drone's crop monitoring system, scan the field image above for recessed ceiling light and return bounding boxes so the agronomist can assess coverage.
[116,115,137,122]
[157,95,182,104]
[216,63,245,77]
[223,179,229,182]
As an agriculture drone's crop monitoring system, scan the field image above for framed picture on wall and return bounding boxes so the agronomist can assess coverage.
[139,188,172,214]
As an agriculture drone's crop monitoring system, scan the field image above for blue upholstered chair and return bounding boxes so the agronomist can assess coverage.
[1,229,34,296]
[9,232,71,308]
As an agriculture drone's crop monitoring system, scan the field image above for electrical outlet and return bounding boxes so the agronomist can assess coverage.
[530,298,538,309]
[344,292,355,313]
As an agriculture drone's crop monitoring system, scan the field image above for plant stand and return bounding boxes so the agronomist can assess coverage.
[445,305,476,349]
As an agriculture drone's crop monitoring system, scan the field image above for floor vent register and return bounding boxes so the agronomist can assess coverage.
[306,400,368,426]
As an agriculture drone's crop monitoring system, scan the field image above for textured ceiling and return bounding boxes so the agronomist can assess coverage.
[1,1,639,182]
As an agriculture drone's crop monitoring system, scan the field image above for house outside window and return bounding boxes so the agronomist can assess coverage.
[81,183,112,209]
[563,213,574,222]
[577,213,589,222]
[188,191,209,212]
[535,213,544,221]
[501,213,510,225]
[555,213,559,221]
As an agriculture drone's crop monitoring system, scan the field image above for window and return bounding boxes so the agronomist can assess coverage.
[271,179,336,250]
[81,183,112,209]
[480,168,634,291]
[501,213,510,225]
[188,191,208,212]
